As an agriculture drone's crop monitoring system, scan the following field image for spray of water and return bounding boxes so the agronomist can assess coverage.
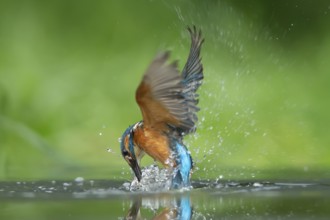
[124,165,173,191]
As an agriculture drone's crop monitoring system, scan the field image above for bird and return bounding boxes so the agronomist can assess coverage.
[120,26,204,189]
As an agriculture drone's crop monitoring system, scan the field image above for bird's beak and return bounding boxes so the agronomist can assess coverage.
[127,157,142,181]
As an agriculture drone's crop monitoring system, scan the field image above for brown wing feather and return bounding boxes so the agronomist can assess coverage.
[136,27,204,134]
[136,52,187,131]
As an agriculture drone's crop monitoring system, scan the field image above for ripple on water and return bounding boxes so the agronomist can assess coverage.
[0,169,329,200]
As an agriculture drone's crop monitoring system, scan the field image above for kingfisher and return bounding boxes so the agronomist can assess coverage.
[120,26,204,189]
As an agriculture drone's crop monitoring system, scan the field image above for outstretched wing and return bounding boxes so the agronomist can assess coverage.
[180,26,204,133]
[136,52,189,131]
[182,26,204,90]
[136,27,204,134]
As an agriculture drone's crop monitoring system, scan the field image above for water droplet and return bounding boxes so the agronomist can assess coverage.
[253,182,262,187]
[63,182,71,187]
[74,177,84,183]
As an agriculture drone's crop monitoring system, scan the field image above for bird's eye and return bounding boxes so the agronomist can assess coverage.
[122,150,129,157]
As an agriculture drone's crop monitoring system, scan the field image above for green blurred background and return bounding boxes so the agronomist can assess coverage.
[0,0,329,181]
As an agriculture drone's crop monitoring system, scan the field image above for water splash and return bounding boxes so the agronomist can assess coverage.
[124,165,193,192]
[106,148,115,153]
[124,165,173,191]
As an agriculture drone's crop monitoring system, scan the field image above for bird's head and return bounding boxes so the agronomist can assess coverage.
[120,125,142,181]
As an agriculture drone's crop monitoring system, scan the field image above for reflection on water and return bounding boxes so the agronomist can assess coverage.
[1,179,330,219]
[125,194,191,220]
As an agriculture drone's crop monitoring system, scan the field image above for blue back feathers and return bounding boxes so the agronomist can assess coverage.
[172,141,193,188]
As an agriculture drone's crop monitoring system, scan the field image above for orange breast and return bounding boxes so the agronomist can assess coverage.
[134,127,175,167]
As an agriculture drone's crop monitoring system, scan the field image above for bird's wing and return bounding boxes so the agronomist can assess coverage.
[179,26,204,133]
[182,26,204,82]
[136,52,190,131]
[136,27,204,134]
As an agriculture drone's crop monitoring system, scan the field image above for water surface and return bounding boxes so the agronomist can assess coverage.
[1,179,329,219]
